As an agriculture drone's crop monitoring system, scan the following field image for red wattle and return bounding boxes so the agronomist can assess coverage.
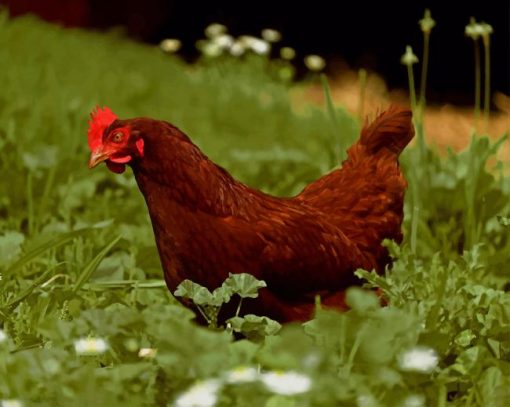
[106,161,126,174]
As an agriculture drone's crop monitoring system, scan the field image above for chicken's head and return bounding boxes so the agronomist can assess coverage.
[87,106,144,174]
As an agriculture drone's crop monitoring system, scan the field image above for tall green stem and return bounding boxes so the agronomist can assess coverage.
[483,35,491,134]
[473,39,481,131]
[235,297,244,317]
[418,32,430,121]
[407,65,417,113]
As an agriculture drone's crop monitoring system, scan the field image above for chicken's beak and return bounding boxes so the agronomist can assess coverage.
[88,148,109,169]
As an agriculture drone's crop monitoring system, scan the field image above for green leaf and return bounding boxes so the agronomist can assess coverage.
[174,279,218,306]
[222,273,267,298]
[454,330,476,348]
[451,346,488,376]
[212,286,233,305]
[227,314,281,340]
[487,338,501,359]
[479,367,505,406]
[345,287,380,313]
[496,215,510,226]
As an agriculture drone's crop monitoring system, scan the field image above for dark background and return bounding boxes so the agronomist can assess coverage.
[4,0,509,105]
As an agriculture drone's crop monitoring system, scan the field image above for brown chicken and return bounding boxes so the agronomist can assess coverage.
[87,106,414,322]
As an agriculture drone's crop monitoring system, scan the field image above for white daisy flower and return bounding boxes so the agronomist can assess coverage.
[224,366,259,384]
[261,371,312,395]
[174,379,222,407]
[212,34,234,50]
[280,47,296,60]
[239,36,270,55]
[261,28,282,43]
[200,41,223,57]
[398,346,438,373]
[229,41,246,56]
[1,400,23,407]
[160,38,182,53]
[74,337,109,355]
[138,348,157,359]
[304,55,326,71]
[0,329,7,343]
[205,23,227,38]
[403,394,426,407]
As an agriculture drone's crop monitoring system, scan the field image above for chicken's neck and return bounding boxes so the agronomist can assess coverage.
[131,136,258,217]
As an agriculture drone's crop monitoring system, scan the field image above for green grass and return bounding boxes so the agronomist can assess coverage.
[0,13,509,406]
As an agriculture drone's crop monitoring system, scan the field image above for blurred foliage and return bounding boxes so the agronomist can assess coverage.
[0,11,509,407]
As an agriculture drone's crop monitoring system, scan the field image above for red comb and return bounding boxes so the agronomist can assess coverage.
[88,106,118,151]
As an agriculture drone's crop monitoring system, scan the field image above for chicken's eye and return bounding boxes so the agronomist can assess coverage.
[111,132,124,143]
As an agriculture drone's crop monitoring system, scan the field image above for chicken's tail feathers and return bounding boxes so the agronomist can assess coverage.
[359,106,414,156]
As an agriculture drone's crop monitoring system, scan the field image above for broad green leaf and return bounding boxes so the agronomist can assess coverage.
[345,287,380,313]
[174,280,218,306]
[454,330,476,348]
[222,273,267,298]
[227,314,281,340]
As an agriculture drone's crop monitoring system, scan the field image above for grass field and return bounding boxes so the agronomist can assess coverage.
[0,13,509,406]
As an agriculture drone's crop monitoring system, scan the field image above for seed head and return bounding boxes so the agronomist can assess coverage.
[401,45,419,66]
[419,9,436,34]
[479,21,493,45]
[465,17,484,40]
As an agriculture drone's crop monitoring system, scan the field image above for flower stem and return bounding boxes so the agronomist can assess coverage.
[473,39,481,132]
[196,305,211,326]
[235,297,244,317]
[483,35,491,134]
[418,32,430,121]
[407,65,417,113]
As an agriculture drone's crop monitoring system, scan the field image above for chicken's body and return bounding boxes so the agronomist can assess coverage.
[88,107,414,322]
